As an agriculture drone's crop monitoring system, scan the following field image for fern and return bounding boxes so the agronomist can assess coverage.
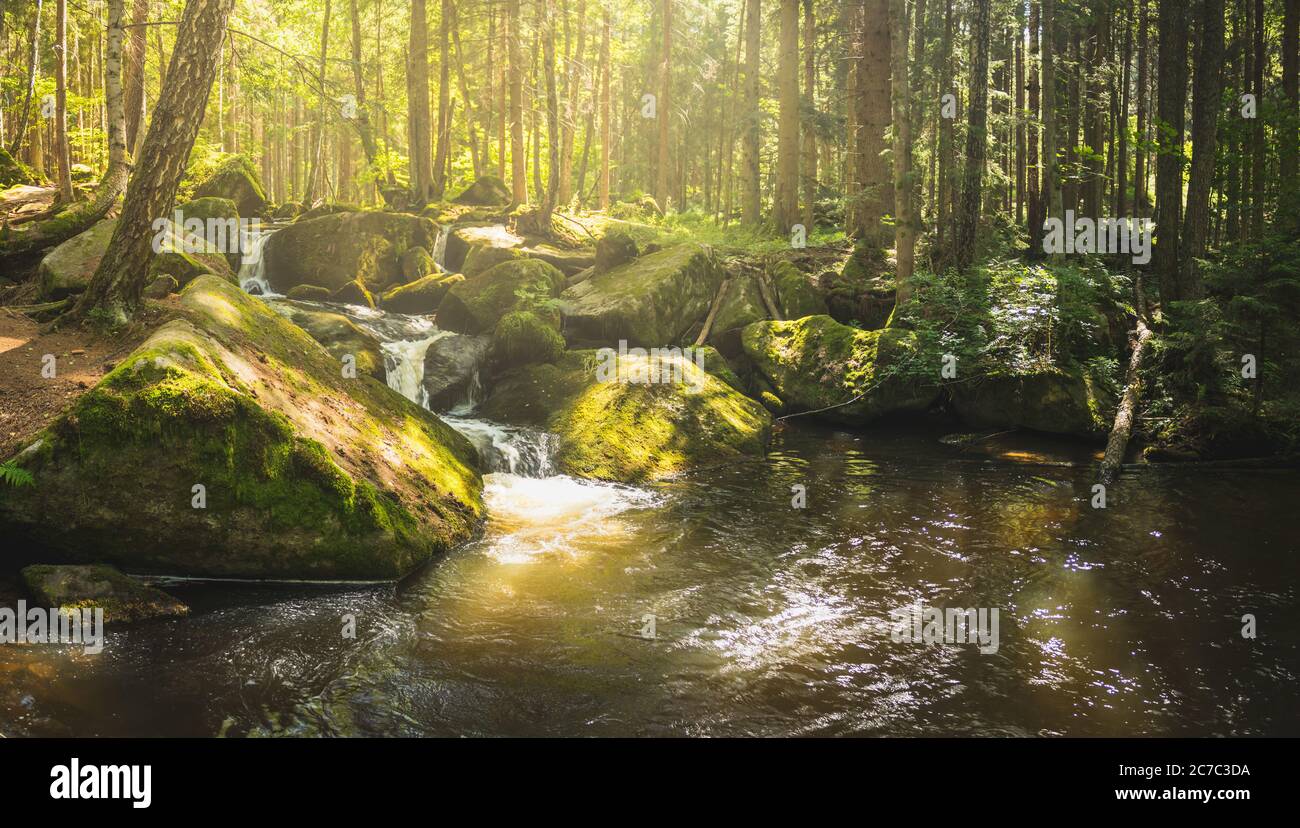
[0,462,34,488]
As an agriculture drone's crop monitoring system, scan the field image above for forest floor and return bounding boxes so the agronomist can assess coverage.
[0,305,165,458]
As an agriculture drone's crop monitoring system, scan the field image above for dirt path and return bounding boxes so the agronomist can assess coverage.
[0,308,165,459]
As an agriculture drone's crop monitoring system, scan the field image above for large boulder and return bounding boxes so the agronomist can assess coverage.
[191,155,267,217]
[274,304,387,381]
[444,223,524,273]
[594,230,639,272]
[0,276,482,579]
[463,244,523,277]
[37,217,233,300]
[712,273,769,338]
[559,242,725,348]
[422,332,492,411]
[0,147,37,188]
[492,310,566,368]
[519,243,596,276]
[379,272,463,314]
[262,211,441,293]
[175,196,243,270]
[436,258,565,335]
[480,350,771,483]
[770,260,828,320]
[950,368,1115,438]
[452,175,511,207]
[741,315,939,424]
[21,564,188,624]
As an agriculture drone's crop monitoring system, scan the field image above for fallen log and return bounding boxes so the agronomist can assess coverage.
[1099,277,1155,485]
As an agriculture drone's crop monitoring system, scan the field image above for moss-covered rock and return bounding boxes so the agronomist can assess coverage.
[191,155,267,217]
[0,276,482,579]
[950,367,1115,438]
[379,272,463,314]
[436,258,565,335]
[712,273,769,337]
[444,223,524,272]
[298,202,360,222]
[423,332,492,411]
[263,211,441,293]
[520,242,596,276]
[463,244,524,277]
[493,310,566,368]
[38,217,233,300]
[741,315,939,425]
[0,147,37,188]
[595,230,639,272]
[21,564,188,624]
[481,350,771,483]
[273,201,304,220]
[286,284,333,302]
[331,279,376,308]
[452,175,511,206]
[144,274,179,299]
[400,246,437,282]
[275,304,386,381]
[559,242,725,347]
[175,196,242,269]
[770,260,828,319]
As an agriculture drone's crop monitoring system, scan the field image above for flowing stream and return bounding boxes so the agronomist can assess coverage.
[2,245,1298,737]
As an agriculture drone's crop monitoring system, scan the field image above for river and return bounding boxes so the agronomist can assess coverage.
[1,240,1297,737]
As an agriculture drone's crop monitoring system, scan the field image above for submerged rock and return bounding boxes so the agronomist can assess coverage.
[436,258,565,335]
[285,284,333,302]
[0,276,482,579]
[21,564,188,624]
[950,368,1115,438]
[741,315,938,425]
[191,155,267,217]
[423,332,491,411]
[263,211,441,293]
[480,350,771,483]
[331,279,376,309]
[559,242,725,347]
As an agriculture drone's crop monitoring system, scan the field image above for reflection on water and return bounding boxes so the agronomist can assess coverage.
[2,422,1298,737]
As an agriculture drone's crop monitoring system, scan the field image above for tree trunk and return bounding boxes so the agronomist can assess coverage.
[774,0,800,232]
[123,0,148,156]
[1100,278,1154,485]
[1134,0,1148,212]
[1153,0,1188,302]
[1250,0,1265,236]
[70,0,237,323]
[656,0,673,209]
[1179,0,1224,300]
[507,0,526,204]
[936,0,955,246]
[54,0,74,202]
[854,0,891,246]
[1283,0,1299,210]
[304,0,332,205]
[432,0,451,199]
[409,0,434,204]
[8,0,43,157]
[599,8,611,210]
[951,0,990,271]
[740,0,761,225]
[801,0,817,231]
[890,0,916,302]
[1042,0,1063,233]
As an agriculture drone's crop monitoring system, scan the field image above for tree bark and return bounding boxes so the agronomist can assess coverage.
[854,0,891,247]
[54,0,74,202]
[740,0,761,225]
[70,0,237,323]
[432,0,451,198]
[656,0,673,209]
[951,0,990,271]
[8,0,43,158]
[1179,0,1224,299]
[507,0,526,204]
[599,7,611,210]
[801,0,817,231]
[409,0,434,204]
[123,0,148,156]
[890,0,916,301]
[774,0,800,232]
[1153,0,1188,302]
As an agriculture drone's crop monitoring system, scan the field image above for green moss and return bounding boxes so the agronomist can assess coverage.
[493,310,565,367]
[379,272,462,314]
[436,258,565,334]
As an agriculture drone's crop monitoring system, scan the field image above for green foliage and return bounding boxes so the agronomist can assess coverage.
[0,462,34,488]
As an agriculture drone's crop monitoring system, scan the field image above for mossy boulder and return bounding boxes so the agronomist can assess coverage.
[559,242,725,347]
[400,246,437,282]
[950,367,1115,438]
[480,350,771,483]
[595,230,639,272]
[298,202,360,222]
[379,272,463,314]
[493,310,566,368]
[144,274,179,299]
[423,332,492,411]
[444,223,524,273]
[770,260,828,319]
[275,304,386,381]
[463,244,524,277]
[286,284,333,302]
[452,175,511,207]
[712,273,769,337]
[263,211,441,293]
[331,279,376,308]
[38,217,232,300]
[741,315,939,425]
[520,242,596,276]
[175,196,242,269]
[0,276,482,579]
[436,258,565,335]
[273,201,304,220]
[21,564,188,624]
[0,147,38,187]
[191,155,267,217]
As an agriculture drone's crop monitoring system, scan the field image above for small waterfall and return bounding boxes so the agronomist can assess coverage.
[448,368,485,416]
[431,225,451,271]
[382,331,450,410]
[444,417,557,477]
[238,228,277,296]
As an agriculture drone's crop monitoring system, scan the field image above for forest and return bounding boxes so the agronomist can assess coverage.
[0,0,1298,739]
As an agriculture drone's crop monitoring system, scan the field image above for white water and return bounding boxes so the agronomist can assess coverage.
[238,228,278,297]
[432,225,451,271]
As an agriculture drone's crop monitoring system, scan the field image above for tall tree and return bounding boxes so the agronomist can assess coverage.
[853,0,891,246]
[304,0,333,204]
[8,0,43,157]
[656,0,673,209]
[508,0,527,204]
[1179,0,1225,299]
[1042,0,1063,236]
[774,0,800,232]
[123,0,148,155]
[432,0,452,198]
[70,0,238,323]
[801,0,817,231]
[740,0,761,224]
[54,0,73,202]
[1153,0,1189,301]
[598,4,611,210]
[1284,0,1299,214]
[409,0,434,204]
[890,0,916,300]
[950,0,990,271]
